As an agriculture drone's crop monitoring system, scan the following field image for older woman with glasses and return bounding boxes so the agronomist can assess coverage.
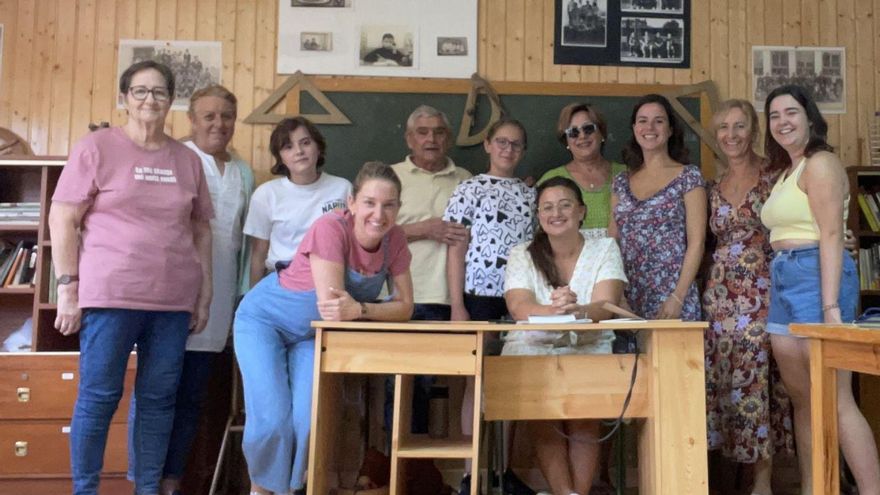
[538,102,627,230]
[49,60,214,495]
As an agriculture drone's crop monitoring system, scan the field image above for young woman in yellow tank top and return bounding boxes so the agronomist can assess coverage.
[761,84,880,495]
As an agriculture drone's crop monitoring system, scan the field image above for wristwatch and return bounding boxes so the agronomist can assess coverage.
[57,274,79,285]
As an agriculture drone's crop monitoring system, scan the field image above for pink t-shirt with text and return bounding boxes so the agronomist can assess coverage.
[53,127,214,311]
[279,210,411,291]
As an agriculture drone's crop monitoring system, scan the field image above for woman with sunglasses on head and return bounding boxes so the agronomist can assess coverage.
[504,176,626,495]
[539,102,627,230]
[761,85,880,494]
[443,119,536,495]
[49,61,214,495]
[610,94,706,320]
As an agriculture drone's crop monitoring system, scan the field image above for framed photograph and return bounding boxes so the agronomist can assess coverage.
[751,46,845,114]
[277,0,476,78]
[359,26,415,67]
[561,0,607,47]
[301,32,333,51]
[620,17,684,63]
[117,39,222,111]
[437,37,468,56]
[291,0,351,7]
[554,0,690,68]
[621,0,684,15]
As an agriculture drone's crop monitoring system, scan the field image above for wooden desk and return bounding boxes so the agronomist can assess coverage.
[308,320,708,495]
[790,323,880,495]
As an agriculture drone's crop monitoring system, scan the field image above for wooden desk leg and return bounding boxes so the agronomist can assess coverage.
[809,339,839,495]
[469,331,484,495]
[308,330,343,495]
[390,374,414,495]
[642,328,709,495]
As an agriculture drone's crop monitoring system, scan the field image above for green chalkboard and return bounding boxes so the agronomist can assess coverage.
[300,91,702,182]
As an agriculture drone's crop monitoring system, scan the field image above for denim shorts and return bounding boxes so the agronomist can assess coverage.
[766,246,858,336]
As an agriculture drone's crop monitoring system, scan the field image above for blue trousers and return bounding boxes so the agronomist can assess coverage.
[233,273,318,493]
[70,308,189,495]
[127,350,217,480]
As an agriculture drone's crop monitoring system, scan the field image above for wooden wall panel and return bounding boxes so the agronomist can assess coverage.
[1,0,879,171]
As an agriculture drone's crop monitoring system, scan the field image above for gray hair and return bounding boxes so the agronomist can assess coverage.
[405,105,452,133]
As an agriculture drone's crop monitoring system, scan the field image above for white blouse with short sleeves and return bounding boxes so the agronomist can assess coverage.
[503,233,627,355]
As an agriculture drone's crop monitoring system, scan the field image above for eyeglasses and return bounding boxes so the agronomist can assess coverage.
[538,200,577,215]
[128,86,171,102]
[564,122,598,139]
[492,137,525,152]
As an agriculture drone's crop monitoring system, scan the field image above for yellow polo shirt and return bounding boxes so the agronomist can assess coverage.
[391,156,472,305]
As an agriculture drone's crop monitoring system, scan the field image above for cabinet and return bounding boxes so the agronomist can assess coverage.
[0,157,134,492]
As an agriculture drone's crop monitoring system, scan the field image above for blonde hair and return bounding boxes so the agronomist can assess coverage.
[188,85,238,116]
[713,99,761,153]
[353,161,403,199]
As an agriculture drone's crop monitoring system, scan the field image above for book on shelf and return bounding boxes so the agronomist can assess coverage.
[859,192,880,232]
[48,263,57,304]
[859,243,880,290]
[0,241,37,288]
[0,202,40,225]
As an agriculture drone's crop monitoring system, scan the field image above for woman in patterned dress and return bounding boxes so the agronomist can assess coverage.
[609,94,706,320]
[702,99,794,495]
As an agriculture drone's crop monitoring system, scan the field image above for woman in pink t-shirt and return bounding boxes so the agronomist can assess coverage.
[49,61,214,495]
[233,162,414,495]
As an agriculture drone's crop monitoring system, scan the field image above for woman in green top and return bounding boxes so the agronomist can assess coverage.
[538,102,626,229]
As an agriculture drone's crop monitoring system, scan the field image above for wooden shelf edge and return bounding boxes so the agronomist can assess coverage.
[37,303,57,310]
[0,287,35,295]
[0,224,39,232]
[395,435,474,459]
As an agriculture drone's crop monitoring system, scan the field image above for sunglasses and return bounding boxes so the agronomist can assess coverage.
[564,123,598,139]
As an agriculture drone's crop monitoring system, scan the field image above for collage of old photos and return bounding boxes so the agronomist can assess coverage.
[558,0,688,68]
[292,0,468,69]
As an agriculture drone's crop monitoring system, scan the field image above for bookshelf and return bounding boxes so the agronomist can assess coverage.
[0,156,72,352]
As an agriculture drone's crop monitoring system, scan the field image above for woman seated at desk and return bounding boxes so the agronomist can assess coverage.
[503,176,626,495]
[233,162,414,495]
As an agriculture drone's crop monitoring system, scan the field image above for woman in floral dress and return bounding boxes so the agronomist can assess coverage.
[610,94,706,321]
[702,99,794,495]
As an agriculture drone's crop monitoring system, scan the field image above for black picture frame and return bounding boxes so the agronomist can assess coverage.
[554,0,691,69]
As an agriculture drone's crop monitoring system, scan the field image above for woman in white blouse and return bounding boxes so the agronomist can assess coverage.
[504,176,627,495]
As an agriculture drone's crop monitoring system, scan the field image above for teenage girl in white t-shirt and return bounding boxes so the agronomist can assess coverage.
[243,117,352,286]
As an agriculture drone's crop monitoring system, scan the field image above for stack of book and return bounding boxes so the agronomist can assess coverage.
[858,189,880,232]
[0,202,40,225]
[860,242,880,290]
[0,241,38,288]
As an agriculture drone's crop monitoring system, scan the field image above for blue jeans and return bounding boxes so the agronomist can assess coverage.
[127,351,217,481]
[233,273,318,492]
[70,308,189,495]
[767,247,858,336]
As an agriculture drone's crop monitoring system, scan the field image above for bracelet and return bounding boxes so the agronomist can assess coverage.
[668,293,684,306]
[822,302,839,312]
[360,302,368,318]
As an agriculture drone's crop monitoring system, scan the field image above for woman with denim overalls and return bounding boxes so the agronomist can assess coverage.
[233,162,415,495]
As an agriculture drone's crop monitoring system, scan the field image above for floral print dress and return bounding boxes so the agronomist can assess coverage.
[702,170,794,463]
[612,165,703,320]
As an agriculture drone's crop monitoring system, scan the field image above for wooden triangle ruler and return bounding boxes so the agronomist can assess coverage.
[659,80,723,169]
[456,73,506,147]
[244,71,351,125]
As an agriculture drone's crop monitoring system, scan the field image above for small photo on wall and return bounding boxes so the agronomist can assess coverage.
[291,0,351,7]
[117,39,222,111]
[621,0,684,14]
[301,32,333,51]
[620,17,684,63]
[561,0,608,47]
[752,46,845,114]
[359,26,415,67]
[437,37,468,56]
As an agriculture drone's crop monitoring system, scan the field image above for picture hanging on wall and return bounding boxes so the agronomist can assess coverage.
[554,0,690,69]
[277,0,476,78]
[751,46,845,114]
[117,40,222,111]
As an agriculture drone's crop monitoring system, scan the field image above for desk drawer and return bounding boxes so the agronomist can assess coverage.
[321,331,478,375]
[0,421,129,476]
[0,353,136,420]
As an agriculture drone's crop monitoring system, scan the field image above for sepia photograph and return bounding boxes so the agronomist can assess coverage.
[437,36,468,56]
[752,46,845,114]
[359,26,415,67]
[301,32,332,51]
[621,0,684,14]
[291,0,351,7]
[561,0,608,47]
[117,40,222,111]
[620,17,684,63]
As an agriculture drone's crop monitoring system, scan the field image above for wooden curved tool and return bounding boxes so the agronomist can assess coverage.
[456,73,505,147]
